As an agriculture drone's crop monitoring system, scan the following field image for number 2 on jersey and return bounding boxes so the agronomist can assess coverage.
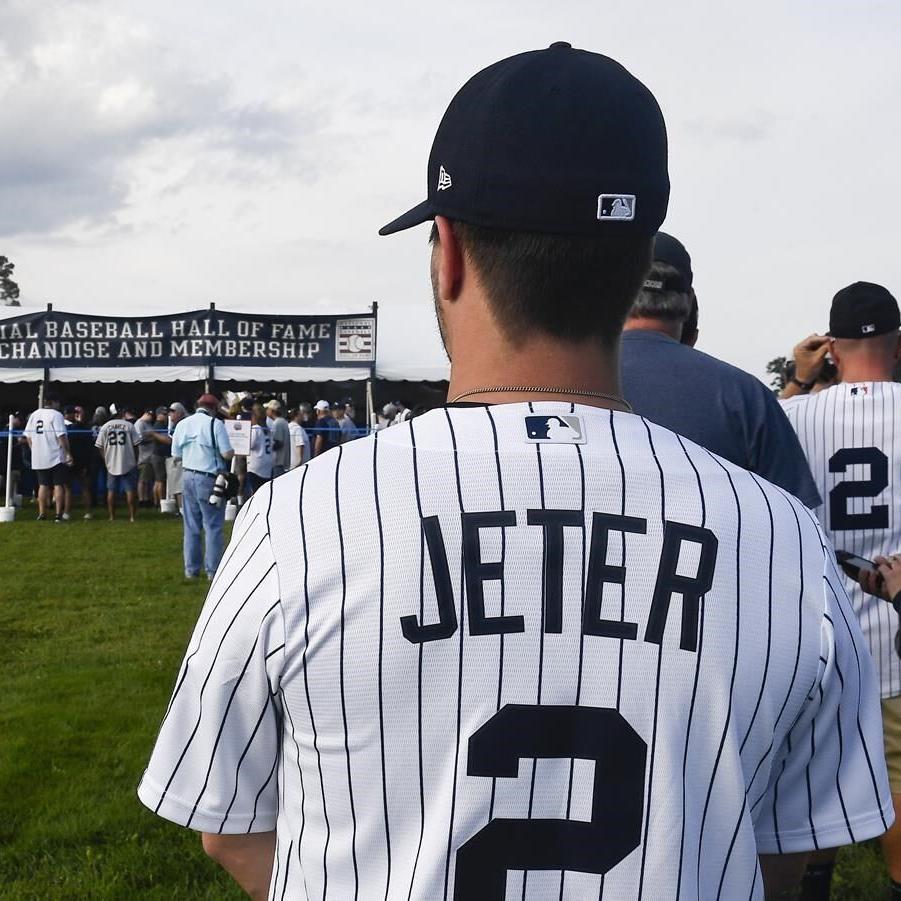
[454,704,647,899]
[829,447,889,531]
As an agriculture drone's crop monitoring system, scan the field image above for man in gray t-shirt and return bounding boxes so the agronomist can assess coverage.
[265,399,292,478]
[95,415,141,522]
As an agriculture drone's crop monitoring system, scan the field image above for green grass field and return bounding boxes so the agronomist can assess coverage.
[0,509,891,898]
[0,511,243,900]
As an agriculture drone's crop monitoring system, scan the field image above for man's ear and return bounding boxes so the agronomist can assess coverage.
[434,216,465,303]
[894,332,901,363]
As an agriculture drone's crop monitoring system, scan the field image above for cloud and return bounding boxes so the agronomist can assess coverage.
[679,111,774,144]
[0,1,327,237]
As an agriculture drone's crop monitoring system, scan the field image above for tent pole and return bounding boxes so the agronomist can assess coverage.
[39,302,52,408]
[369,301,378,430]
[5,413,13,508]
[206,301,216,394]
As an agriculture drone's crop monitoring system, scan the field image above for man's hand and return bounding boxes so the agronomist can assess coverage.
[858,554,901,604]
[793,334,831,384]
[780,334,832,398]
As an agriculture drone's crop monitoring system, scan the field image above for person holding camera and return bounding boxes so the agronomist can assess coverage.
[171,393,234,581]
[781,283,901,899]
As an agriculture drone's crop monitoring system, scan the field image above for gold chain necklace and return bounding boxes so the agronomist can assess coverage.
[449,386,632,412]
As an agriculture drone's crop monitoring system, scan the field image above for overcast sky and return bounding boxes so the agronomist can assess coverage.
[2,0,900,381]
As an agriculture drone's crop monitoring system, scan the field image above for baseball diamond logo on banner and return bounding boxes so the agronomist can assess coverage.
[0,309,376,368]
[335,318,375,361]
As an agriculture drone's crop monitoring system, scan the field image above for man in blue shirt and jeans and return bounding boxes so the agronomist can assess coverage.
[171,393,234,580]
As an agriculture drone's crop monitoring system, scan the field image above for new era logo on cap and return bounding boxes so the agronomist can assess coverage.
[862,323,876,334]
[597,194,636,221]
[437,165,452,191]
[524,415,586,444]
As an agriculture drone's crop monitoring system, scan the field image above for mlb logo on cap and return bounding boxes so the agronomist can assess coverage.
[597,193,636,221]
[524,414,586,443]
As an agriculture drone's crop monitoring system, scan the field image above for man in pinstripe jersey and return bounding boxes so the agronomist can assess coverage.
[781,281,901,899]
[139,46,891,900]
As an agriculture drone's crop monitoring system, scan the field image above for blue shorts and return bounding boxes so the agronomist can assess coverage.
[108,469,138,494]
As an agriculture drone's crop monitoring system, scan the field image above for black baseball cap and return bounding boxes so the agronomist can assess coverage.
[379,42,669,238]
[644,231,692,293]
[828,282,900,339]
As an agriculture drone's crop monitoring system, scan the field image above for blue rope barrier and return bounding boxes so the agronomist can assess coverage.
[1,426,371,439]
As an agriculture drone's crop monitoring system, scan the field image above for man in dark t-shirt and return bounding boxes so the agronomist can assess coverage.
[65,405,95,519]
[620,232,821,507]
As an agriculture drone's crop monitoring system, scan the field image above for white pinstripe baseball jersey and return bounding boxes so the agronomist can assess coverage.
[783,381,901,699]
[249,424,274,479]
[24,407,67,470]
[139,402,891,900]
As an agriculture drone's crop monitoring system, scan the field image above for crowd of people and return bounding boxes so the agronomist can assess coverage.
[0,394,416,523]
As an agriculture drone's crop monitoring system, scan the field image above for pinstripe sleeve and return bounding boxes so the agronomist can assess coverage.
[753,542,893,853]
[752,391,821,508]
[138,485,285,834]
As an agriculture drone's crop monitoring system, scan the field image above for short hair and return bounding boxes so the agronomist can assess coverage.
[629,262,693,322]
[432,221,653,345]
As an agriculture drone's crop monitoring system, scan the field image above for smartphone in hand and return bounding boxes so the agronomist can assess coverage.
[835,549,880,582]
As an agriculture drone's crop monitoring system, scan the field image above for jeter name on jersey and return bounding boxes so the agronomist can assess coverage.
[141,403,890,901]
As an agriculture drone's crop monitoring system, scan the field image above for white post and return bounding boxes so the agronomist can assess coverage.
[5,414,12,507]
[1,413,15,521]
[366,378,374,432]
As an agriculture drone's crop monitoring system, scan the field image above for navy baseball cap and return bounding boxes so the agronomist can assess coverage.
[828,282,900,339]
[645,231,692,293]
[379,42,669,238]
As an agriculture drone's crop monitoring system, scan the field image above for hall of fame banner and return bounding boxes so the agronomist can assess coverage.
[0,309,376,369]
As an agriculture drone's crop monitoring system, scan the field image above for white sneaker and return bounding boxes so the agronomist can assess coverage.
[61,513,71,521]
[83,512,93,520]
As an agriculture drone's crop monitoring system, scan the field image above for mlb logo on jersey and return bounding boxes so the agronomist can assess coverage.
[597,193,636,221]
[524,414,586,443]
